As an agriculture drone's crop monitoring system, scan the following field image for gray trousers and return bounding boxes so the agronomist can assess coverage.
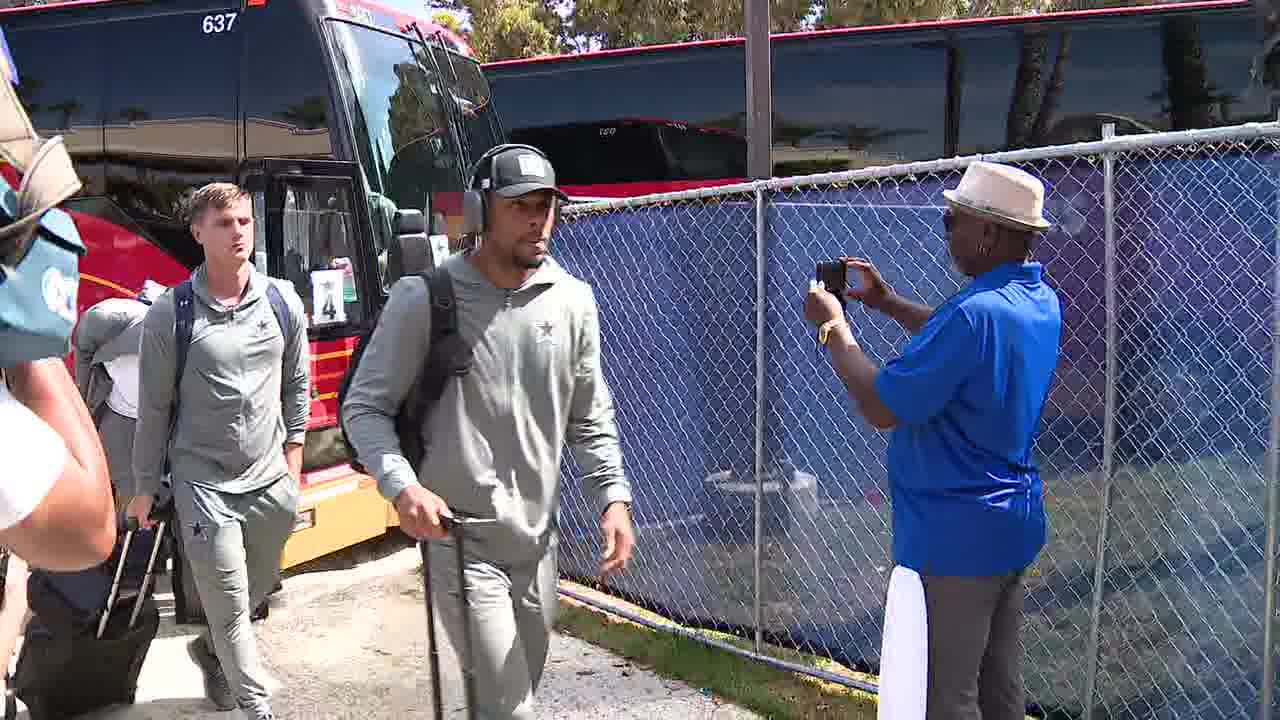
[426,536,559,720]
[919,572,1026,720]
[96,408,136,510]
[174,476,298,716]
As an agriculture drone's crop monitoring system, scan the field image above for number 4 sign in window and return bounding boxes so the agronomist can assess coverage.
[202,12,237,34]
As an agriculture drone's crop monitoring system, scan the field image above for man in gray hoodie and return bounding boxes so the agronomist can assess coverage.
[342,144,636,719]
[128,183,310,720]
[74,279,167,509]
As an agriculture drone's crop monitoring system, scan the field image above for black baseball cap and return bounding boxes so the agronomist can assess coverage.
[474,146,568,201]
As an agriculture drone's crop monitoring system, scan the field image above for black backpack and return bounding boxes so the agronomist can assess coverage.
[338,268,473,476]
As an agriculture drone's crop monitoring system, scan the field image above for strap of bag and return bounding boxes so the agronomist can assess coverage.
[165,281,195,476]
[422,268,469,399]
[264,280,292,404]
[427,270,456,346]
[397,269,470,471]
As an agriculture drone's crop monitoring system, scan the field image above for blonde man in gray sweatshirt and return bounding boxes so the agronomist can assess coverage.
[128,183,310,720]
[343,144,636,719]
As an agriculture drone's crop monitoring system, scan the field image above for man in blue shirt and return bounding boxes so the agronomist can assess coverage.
[804,161,1063,720]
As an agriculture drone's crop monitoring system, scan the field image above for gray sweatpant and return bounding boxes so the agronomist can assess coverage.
[919,572,1027,720]
[96,408,136,511]
[425,536,559,720]
[174,475,298,717]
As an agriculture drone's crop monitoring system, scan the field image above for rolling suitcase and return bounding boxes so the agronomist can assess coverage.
[422,515,496,720]
[13,515,168,719]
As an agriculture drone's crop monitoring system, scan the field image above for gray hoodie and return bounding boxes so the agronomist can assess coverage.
[74,297,148,419]
[132,265,310,497]
[341,253,631,562]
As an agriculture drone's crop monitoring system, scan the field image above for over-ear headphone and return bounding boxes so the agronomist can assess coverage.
[462,143,556,238]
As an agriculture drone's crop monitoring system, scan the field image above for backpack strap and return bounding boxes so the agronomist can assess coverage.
[263,280,291,340]
[164,280,195,477]
[426,269,456,344]
[263,280,294,403]
[396,268,471,472]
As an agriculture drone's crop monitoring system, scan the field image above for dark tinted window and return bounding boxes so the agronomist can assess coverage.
[510,122,669,186]
[103,6,241,266]
[488,44,746,133]
[773,35,948,174]
[243,0,334,159]
[659,125,748,180]
[953,11,1267,155]
[491,46,748,186]
[6,22,106,196]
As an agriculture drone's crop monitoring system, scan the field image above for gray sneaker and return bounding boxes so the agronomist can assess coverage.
[187,636,237,711]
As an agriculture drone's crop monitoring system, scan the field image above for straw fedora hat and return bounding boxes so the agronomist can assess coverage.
[942,161,1051,232]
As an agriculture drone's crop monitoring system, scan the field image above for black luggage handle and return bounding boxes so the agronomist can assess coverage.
[422,514,497,720]
[97,500,169,640]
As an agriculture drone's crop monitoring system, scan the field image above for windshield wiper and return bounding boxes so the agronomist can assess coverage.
[406,23,473,169]
[435,33,505,149]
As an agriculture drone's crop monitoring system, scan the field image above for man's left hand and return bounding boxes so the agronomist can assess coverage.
[805,280,846,328]
[285,443,303,484]
[599,502,635,578]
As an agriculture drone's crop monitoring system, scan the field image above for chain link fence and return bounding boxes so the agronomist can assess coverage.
[549,121,1280,720]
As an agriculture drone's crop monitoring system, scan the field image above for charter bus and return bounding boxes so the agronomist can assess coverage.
[484,0,1276,198]
[0,0,501,576]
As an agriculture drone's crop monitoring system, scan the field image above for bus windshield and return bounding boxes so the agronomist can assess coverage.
[327,19,486,263]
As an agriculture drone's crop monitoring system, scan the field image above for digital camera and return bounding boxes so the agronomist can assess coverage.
[815,259,847,307]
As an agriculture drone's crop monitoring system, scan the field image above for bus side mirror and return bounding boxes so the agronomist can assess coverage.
[386,209,431,283]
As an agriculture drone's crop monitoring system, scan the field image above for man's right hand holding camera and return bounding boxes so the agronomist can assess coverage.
[394,484,454,541]
[843,258,934,334]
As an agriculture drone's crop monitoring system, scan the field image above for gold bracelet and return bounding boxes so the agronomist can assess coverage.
[818,318,847,345]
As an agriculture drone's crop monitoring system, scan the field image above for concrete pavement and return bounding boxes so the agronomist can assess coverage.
[9,540,761,720]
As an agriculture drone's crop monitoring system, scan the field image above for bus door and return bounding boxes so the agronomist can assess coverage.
[240,159,381,336]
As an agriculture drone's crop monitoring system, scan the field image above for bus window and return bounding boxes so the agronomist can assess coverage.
[658,125,748,181]
[952,12,1265,155]
[511,122,670,186]
[327,20,466,256]
[102,7,241,263]
[773,36,948,174]
[6,22,105,196]
[243,0,335,159]
[488,44,746,143]
[278,178,365,330]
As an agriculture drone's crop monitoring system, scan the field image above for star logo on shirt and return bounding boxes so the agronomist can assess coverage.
[535,320,556,346]
[190,521,208,542]
[257,317,271,335]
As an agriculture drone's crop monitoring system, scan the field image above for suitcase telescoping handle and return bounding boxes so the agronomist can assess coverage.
[96,508,168,640]
[421,515,498,720]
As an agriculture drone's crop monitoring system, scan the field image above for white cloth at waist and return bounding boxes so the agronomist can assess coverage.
[104,354,140,419]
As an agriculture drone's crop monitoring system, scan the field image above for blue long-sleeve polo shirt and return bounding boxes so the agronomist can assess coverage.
[873,261,1063,578]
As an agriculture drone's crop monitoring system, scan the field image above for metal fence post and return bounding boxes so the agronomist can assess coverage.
[753,185,767,655]
[1259,134,1280,720]
[1082,122,1120,720]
